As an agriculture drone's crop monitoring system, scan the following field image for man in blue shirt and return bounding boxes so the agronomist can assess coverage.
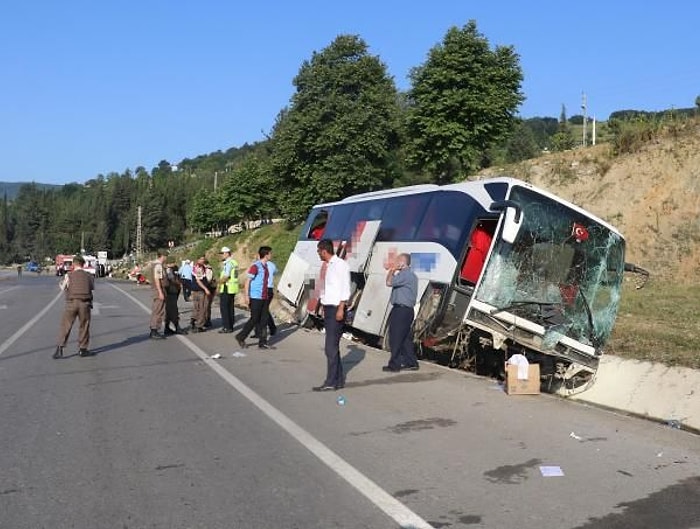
[179,259,193,301]
[236,246,273,350]
[384,253,419,372]
[253,257,277,340]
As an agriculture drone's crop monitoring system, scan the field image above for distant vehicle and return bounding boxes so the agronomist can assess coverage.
[278,176,642,396]
[82,255,98,276]
[55,254,74,276]
[26,261,41,273]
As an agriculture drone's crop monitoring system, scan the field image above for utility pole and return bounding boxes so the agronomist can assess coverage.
[592,116,596,146]
[581,92,587,147]
[136,205,143,262]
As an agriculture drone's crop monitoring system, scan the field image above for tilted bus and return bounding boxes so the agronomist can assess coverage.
[277,176,628,395]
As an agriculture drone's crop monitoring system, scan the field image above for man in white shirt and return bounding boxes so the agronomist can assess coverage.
[313,238,351,391]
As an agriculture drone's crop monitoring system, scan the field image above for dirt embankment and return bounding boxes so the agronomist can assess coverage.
[482,127,700,283]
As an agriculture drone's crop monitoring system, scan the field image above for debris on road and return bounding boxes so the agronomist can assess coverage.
[209,353,222,359]
[539,466,564,477]
[232,352,247,358]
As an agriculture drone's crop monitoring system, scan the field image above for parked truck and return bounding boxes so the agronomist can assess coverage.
[55,254,74,276]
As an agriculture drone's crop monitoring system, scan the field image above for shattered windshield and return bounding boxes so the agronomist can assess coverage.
[476,185,625,351]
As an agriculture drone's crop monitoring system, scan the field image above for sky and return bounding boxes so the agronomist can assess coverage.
[2,1,699,185]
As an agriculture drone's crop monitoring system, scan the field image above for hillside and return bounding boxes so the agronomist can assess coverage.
[482,121,700,283]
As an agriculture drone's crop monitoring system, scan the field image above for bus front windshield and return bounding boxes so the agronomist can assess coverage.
[476,186,625,351]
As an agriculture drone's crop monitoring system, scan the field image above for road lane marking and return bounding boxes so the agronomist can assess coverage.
[0,286,20,296]
[91,302,120,316]
[0,291,63,357]
[111,282,433,529]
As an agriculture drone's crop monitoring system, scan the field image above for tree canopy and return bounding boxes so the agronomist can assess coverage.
[404,20,524,183]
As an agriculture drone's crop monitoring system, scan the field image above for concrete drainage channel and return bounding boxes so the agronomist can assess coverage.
[570,355,700,434]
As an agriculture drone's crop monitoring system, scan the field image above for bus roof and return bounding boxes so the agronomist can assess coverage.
[313,176,624,238]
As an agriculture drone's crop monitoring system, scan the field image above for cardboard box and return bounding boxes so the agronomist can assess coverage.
[505,364,541,395]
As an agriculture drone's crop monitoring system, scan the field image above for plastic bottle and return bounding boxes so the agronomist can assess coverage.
[336,395,346,406]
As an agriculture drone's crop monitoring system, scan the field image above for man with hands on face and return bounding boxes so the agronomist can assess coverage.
[383,252,420,372]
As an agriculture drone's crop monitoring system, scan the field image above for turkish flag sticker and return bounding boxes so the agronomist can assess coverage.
[572,223,589,242]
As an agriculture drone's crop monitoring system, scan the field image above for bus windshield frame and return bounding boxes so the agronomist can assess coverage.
[475,185,626,352]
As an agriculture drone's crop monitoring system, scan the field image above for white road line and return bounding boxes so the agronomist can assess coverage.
[0,291,63,357]
[0,286,20,296]
[111,283,433,529]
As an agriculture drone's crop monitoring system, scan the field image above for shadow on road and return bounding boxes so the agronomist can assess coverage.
[342,344,366,375]
[89,333,152,355]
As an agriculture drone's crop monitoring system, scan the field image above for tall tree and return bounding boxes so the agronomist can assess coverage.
[405,20,524,183]
[551,104,576,151]
[270,34,402,220]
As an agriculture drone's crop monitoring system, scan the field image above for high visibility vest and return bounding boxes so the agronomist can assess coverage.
[219,257,239,294]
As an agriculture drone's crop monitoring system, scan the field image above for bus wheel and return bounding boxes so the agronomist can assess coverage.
[295,290,315,329]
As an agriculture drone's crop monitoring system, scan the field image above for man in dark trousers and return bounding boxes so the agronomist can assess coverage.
[149,250,168,339]
[235,246,273,349]
[312,239,351,391]
[217,246,239,334]
[54,254,95,359]
[383,252,419,372]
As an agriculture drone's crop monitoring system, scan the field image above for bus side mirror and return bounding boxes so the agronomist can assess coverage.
[490,200,523,244]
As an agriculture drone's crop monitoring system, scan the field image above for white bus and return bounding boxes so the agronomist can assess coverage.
[277,177,629,395]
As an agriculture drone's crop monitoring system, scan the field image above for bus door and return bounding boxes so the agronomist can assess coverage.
[341,220,381,273]
[278,246,317,308]
[440,219,498,331]
[457,219,498,290]
[351,271,393,336]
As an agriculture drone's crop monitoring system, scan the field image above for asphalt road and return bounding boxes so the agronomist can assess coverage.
[1,272,699,529]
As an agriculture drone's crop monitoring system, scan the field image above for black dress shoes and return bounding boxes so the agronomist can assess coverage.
[218,328,233,334]
[382,366,400,372]
[312,384,336,392]
[78,348,92,357]
[52,346,64,360]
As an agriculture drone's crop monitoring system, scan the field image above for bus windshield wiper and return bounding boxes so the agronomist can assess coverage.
[490,300,561,317]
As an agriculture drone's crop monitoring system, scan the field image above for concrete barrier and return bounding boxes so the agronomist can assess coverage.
[572,355,700,433]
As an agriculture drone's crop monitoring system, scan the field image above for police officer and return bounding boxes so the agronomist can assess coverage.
[190,255,211,333]
[164,261,188,335]
[149,250,168,339]
[204,259,216,328]
[218,246,239,333]
[54,254,95,358]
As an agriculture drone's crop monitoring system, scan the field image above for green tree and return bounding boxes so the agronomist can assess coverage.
[187,189,218,233]
[551,104,576,151]
[219,153,278,224]
[487,119,540,165]
[270,34,402,220]
[405,20,524,183]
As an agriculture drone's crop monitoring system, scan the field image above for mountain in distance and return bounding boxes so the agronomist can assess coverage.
[0,181,62,200]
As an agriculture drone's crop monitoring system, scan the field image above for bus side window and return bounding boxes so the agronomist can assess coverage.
[377,194,430,242]
[460,220,496,285]
[307,210,329,240]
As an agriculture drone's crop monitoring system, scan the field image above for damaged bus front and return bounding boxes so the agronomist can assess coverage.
[427,183,626,395]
